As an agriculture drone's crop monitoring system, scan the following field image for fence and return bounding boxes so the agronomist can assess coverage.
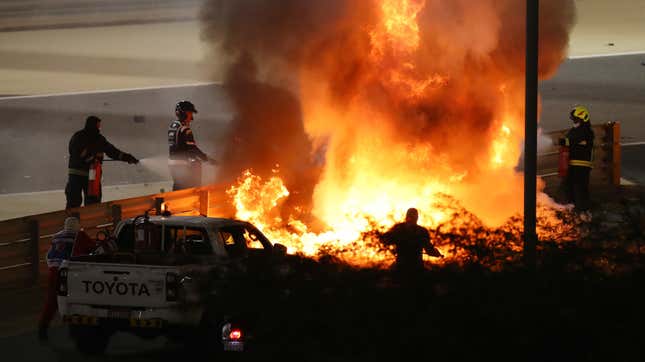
[0,183,231,290]
[0,122,622,289]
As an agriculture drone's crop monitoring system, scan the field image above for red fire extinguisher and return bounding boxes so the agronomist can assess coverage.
[88,159,102,197]
[558,146,569,177]
[133,211,160,251]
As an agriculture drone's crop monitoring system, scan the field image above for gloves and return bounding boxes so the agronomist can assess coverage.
[122,153,139,164]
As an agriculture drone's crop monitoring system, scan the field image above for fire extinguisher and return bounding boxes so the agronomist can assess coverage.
[134,211,159,252]
[558,146,569,177]
[87,159,102,197]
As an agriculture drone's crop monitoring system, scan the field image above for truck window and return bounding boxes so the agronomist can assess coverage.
[116,224,135,252]
[164,227,212,255]
[242,224,273,250]
[221,231,236,247]
[219,225,272,258]
[219,227,248,258]
[243,229,264,249]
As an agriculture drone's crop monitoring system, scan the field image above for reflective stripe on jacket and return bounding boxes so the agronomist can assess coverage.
[560,123,595,168]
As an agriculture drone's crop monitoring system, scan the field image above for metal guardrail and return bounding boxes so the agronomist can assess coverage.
[537,122,621,186]
[0,183,230,289]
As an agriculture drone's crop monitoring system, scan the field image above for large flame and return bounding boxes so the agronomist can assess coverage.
[203,0,577,267]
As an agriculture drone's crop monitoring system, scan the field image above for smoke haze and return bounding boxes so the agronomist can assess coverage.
[201,0,576,226]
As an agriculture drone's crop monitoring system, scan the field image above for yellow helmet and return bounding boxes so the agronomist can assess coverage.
[570,105,590,123]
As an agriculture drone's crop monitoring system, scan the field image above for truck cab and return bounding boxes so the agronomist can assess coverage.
[57,215,289,355]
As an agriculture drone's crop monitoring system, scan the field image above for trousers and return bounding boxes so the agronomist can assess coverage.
[65,174,101,208]
[39,267,59,329]
[565,165,591,211]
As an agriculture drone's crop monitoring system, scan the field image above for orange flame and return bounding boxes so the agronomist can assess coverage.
[216,0,575,268]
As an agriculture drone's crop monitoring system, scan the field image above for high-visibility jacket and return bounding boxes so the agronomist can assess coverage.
[559,123,595,168]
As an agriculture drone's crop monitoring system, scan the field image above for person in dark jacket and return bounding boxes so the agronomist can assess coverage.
[559,105,595,214]
[66,116,138,209]
[168,100,216,190]
[381,208,443,278]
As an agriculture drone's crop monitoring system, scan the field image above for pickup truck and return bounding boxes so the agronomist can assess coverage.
[57,213,297,355]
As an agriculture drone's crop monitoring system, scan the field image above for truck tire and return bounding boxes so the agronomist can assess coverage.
[69,325,111,355]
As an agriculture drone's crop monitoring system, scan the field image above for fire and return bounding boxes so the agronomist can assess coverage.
[369,0,447,100]
[206,0,578,268]
[491,123,513,168]
[371,0,425,55]
[226,169,289,226]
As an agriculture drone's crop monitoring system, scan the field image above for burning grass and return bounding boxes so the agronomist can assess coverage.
[221,170,599,271]
[216,197,645,361]
[221,167,645,277]
[197,187,645,362]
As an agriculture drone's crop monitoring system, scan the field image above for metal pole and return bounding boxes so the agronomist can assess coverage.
[524,0,539,266]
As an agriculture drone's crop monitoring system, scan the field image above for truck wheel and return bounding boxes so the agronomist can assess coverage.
[69,325,111,355]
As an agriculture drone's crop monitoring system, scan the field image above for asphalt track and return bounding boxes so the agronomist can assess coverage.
[0,83,232,194]
[0,327,180,362]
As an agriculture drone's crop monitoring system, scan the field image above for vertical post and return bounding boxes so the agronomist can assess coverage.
[29,219,40,286]
[155,197,164,215]
[610,122,621,186]
[524,0,539,266]
[111,204,122,225]
[199,190,209,216]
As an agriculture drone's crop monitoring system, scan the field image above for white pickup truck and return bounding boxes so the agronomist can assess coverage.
[57,213,293,355]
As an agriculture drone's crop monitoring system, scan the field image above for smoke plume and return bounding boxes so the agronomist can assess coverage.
[201,0,576,227]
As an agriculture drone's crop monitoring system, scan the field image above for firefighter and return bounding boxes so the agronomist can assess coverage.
[381,208,443,278]
[65,116,139,209]
[559,105,595,216]
[168,100,217,191]
[38,217,90,341]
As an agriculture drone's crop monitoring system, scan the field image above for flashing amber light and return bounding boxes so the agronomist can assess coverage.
[160,202,172,217]
[229,329,242,340]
